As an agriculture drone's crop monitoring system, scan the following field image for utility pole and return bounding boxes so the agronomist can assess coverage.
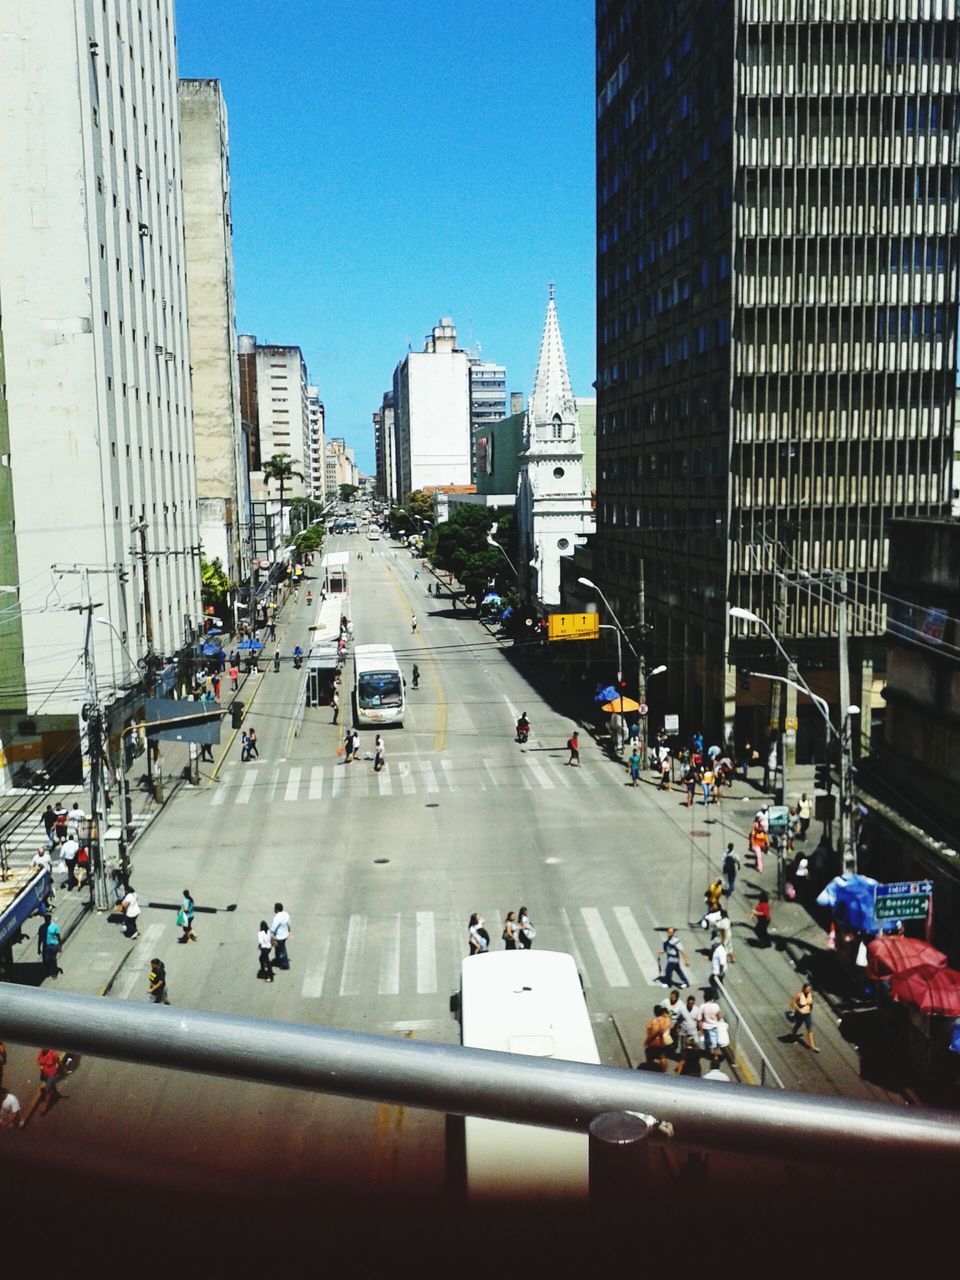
[69,574,110,911]
[837,575,856,874]
[637,561,648,770]
[131,521,162,801]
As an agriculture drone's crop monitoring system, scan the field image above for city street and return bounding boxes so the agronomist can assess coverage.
[1,532,906,1200]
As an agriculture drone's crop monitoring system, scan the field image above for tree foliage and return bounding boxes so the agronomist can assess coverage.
[200,555,233,609]
[406,489,434,521]
[339,483,359,501]
[432,506,508,604]
[262,453,303,508]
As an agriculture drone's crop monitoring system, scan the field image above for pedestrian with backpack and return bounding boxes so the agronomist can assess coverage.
[566,730,580,766]
[722,843,741,896]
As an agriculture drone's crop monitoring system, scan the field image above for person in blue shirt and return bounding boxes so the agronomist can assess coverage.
[40,913,62,980]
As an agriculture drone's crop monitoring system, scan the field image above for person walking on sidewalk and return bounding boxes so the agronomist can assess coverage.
[788,982,820,1052]
[373,734,385,773]
[411,614,418,633]
[270,903,292,970]
[566,731,580,766]
[628,745,642,787]
[750,892,772,947]
[119,885,141,940]
[257,920,274,981]
[246,726,259,760]
[0,1086,23,1131]
[331,689,339,725]
[177,890,197,943]
[229,663,239,691]
[147,958,170,1004]
[643,1005,672,1073]
[517,906,535,950]
[36,1048,62,1116]
[722,843,740,897]
[39,914,62,980]
[797,792,812,840]
[659,927,689,988]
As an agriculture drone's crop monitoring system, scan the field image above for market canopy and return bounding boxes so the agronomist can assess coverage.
[889,964,960,1017]
[866,936,947,983]
[602,696,639,714]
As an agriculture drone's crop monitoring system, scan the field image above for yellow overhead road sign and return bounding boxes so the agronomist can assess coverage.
[547,612,600,642]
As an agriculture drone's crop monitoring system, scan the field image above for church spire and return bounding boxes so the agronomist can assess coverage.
[528,285,577,440]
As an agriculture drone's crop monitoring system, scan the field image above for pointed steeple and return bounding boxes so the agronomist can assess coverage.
[527,284,578,445]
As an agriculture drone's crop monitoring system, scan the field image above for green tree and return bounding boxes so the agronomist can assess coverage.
[200,555,233,611]
[339,482,360,502]
[262,453,304,520]
[432,506,507,606]
[406,489,434,521]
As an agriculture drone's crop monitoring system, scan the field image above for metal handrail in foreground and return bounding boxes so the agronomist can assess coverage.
[714,978,786,1090]
[1,983,957,1168]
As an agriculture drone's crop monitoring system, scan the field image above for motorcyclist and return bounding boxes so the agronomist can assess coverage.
[293,644,303,669]
[412,663,420,689]
[516,713,530,743]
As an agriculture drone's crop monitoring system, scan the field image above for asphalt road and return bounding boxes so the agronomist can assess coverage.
[1,531,906,1204]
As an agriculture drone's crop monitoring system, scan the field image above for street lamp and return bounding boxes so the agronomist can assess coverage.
[731,605,859,873]
[487,531,520,580]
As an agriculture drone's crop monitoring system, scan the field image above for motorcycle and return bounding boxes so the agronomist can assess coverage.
[293,649,303,670]
[515,721,530,745]
[14,764,51,790]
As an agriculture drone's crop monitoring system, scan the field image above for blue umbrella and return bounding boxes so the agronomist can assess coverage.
[237,638,264,651]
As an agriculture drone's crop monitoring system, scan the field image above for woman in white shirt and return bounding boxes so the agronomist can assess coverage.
[373,734,385,773]
[468,913,489,955]
[517,906,536,950]
[120,886,141,940]
[257,919,274,982]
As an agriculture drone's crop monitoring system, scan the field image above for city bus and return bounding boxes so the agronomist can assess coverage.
[448,949,601,1199]
[353,643,405,727]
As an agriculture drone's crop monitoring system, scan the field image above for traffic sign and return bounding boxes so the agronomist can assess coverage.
[547,612,600,642]
[664,713,679,734]
[637,702,648,716]
[875,880,933,922]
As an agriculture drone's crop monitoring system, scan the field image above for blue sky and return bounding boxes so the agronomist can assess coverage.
[175,0,596,475]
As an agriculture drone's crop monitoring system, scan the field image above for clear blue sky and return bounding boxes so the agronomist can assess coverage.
[175,0,596,475]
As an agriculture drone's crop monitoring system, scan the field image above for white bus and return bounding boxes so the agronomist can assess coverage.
[449,949,601,1200]
[353,643,405,727]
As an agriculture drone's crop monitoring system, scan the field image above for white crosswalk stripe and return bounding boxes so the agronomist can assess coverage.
[309,766,324,800]
[284,766,301,802]
[525,759,554,790]
[439,759,457,789]
[377,766,393,796]
[292,905,668,1002]
[398,761,416,794]
[236,770,256,805]
[419,760,439,793]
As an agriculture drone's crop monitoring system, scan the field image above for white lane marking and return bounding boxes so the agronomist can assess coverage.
[580,907,629,987]
[301,935,331,998]
[284,766,301,802]
[377,766,393,796]
[544,762,570,788]
[502,693,521,724]
[419,760,439,793]
[613,905,662,985]
[236,770,257,805]
[525,759,554,790]
[378,913,401,995]
[339,914,367,996]
[115,923,165,999]
[440,759,457,790]
[267,768,281,802]
[332,769,344,799]
[577,765,599,787]
[482,758,501,790]
[211,778,228,807]
[398,761,415,794]
[354,769,369,797]
[416,910,437,993]
[309,766,324,799]
[560,907,591,988]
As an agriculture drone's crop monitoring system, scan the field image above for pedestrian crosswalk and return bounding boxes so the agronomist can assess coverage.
[210,754,599,807]
[288,903,664,1002]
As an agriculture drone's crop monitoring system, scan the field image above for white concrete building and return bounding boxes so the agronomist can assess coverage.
[306,386,326,503]
[516,288,595,609]
[392,318,471,499]
[325,437,358,496]
[179,78,249,585]
[374,391,398,504]
[238,337,310,504]
[0,0,201,781]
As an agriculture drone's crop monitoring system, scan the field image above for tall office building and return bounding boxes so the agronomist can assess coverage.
[594,0,960,748]
[373,391,398,504]
[468,358,507,482]
[307,386,326,502]
[0,0,201,781]
[179,78,249,586]
[392,318,472,499]
[237,336,310,504]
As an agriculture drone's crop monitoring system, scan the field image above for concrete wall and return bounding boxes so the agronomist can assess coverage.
[404,350,471,492]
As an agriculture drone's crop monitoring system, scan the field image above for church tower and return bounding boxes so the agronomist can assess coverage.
[516,286,595,608]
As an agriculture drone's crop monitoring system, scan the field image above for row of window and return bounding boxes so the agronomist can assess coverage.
[600,318,733,388]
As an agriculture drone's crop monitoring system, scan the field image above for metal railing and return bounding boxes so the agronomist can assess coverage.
[714,978,786,1089]
[291,677,307,739]
[1,984,957,1170]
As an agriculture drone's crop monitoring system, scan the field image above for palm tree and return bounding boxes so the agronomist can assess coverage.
[262,453,303,533]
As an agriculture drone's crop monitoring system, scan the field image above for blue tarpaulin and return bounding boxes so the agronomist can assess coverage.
[0,868,51,949]
[595,684,619,704]
[817,874,880,934]
[237,638,264,651]
[201,641,223,656]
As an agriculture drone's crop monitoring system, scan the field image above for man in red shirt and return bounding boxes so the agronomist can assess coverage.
[36,1047,61,1115]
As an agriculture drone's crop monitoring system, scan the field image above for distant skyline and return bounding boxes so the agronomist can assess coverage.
[176,0,596,477]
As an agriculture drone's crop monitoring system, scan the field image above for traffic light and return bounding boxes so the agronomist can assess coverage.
[230,701,244,730]
[815,763,832,792]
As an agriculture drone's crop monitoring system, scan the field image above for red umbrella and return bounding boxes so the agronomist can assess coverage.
[866,936,947,982]
[888,964,960,1017]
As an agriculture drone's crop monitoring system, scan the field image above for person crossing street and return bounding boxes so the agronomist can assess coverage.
[658,927,689,988]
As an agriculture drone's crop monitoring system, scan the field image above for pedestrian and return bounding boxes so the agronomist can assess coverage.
[74,845,90,892]
[119,884,141,940]
[257,920,275,981]
[39,913,62,980]
[36,1047,61,1115]
[628,746,641,787]
[200,738,214,762]
[31,846,52,877]
[705,877,724,914]
[331,689,339,725]
[797,791,812,839]
[788,982,820,1052]
[709,935,728,991]
[411,663,420,689]
[749,817,768,873]
[468,913,489,955]
[246,726,259,759]
[177,889,197,943]
[502,911,518,949]
[42,804,57,849]
[67,801,85,840]
[764,742,777,792]
[658,752,671,791]
[643,1005,672,1073]
[229,663,239,691]
[739,741,752,780]
[373,734,385,773]
[411,614,418,633]
[270,902,291,970]
[684,767,697,807]
[628,719,640,749]
[0,1086,23,1131]
[147,957,170,1004]
[662,988,684,1059]
[722,843,740,896]
[53,802,68,845]
[750,892,772,947]
[566,730,580,766]
[659,927,689,988]
[698,995,724,1068]
[59,834,79,890]
[240,731,250,762]
[701,765,716,806]
[517,906,536,950]
[675,994,702,1071]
